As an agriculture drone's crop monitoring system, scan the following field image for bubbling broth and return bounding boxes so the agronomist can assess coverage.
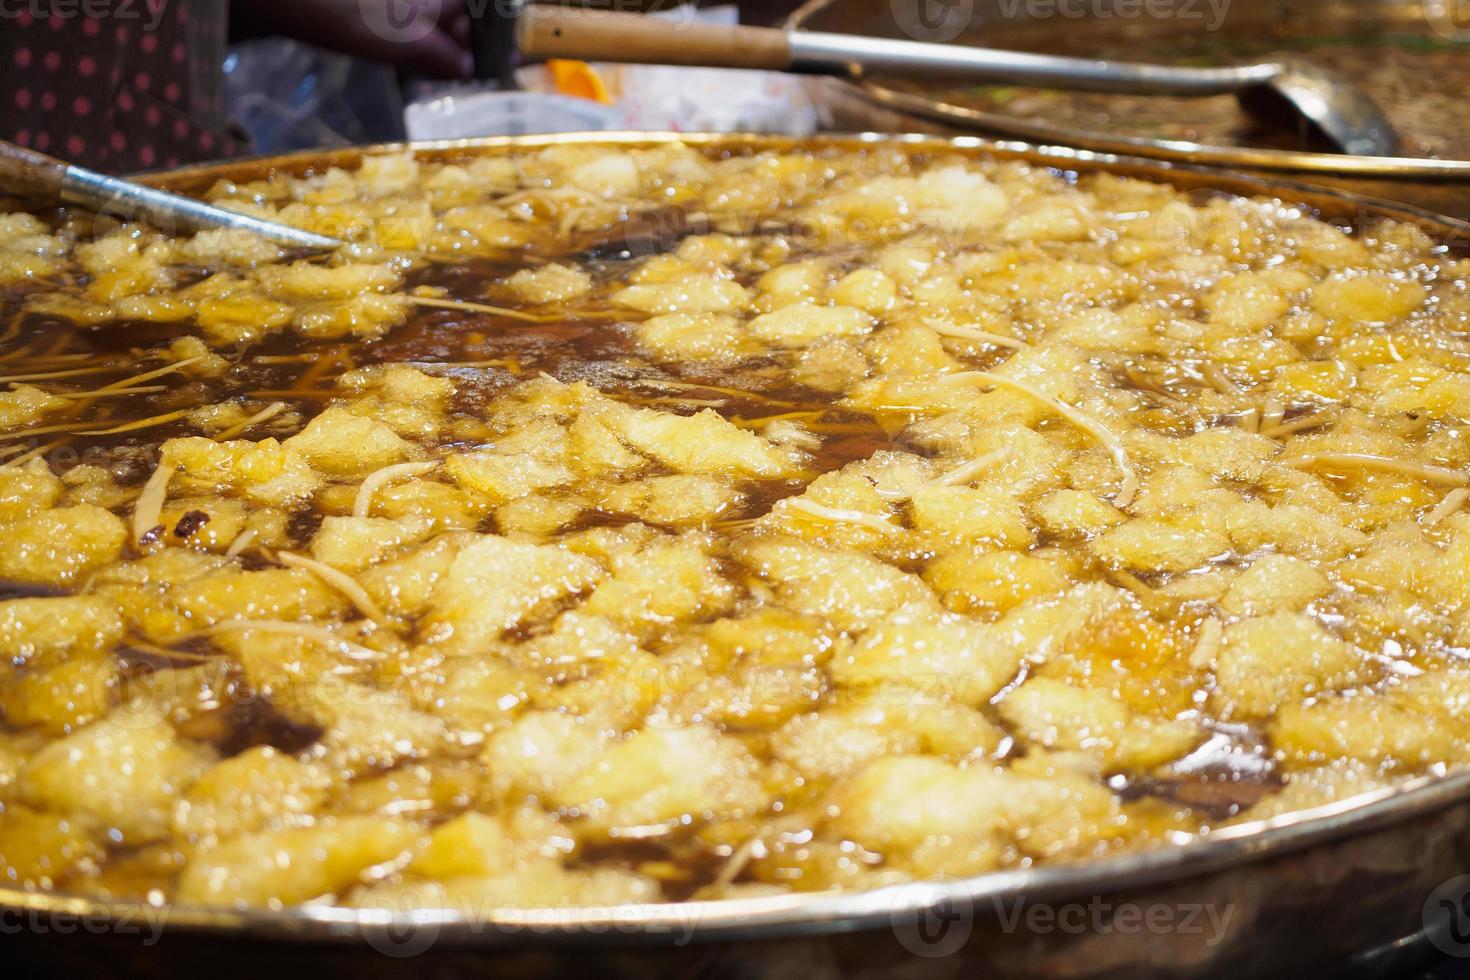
[0,141,1469,912]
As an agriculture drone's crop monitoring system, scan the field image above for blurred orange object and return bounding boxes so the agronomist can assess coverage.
[547,60,614,104]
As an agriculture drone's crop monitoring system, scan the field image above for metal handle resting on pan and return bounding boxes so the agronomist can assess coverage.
[517,7,1285,96]
[60,166,344,251]
[0,138,342,251]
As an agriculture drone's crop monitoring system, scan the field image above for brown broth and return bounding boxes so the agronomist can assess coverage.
[2,142,1463,909]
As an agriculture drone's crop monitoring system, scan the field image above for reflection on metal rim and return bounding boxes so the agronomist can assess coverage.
[6,761,1470,941]
[134,131,1470,238]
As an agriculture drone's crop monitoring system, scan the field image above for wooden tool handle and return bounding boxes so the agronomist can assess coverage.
[0,140,68,203]
[518,6,792,72]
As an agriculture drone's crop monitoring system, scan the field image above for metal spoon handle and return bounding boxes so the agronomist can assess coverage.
[518,7,1283,96]
[59,166,343,250]
[0,139,341,252]
[0,138,67,200]
[789,31,1283,95]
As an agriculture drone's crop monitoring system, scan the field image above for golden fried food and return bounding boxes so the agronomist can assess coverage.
[0,141,1467,911]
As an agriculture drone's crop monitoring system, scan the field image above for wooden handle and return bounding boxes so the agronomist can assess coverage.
[518,6,792,72]
[0,140,68,203]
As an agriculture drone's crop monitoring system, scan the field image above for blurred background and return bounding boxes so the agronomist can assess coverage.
[223,0,821,156]
[5,0,1469,181]
[0,0,828,172]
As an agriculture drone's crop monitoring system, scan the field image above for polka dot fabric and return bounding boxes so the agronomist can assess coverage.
[0,2,242,173]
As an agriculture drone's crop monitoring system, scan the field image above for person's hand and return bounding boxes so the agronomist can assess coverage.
[243,0,474,79]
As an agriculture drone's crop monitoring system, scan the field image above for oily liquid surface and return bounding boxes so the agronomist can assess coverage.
[0,201,917,904]
[1,143,1468,911]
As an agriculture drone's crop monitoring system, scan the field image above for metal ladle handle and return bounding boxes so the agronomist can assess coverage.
[788,31,1282,95]
[517,7,1283,96]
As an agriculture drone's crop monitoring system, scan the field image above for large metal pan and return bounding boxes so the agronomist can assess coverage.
[9,132,1470,980]
[788,0,1470,217]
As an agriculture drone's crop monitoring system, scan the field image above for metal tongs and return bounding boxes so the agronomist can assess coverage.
[512,6,1399,157]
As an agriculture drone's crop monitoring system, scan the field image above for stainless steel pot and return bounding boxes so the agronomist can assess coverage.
[8,132,1470,979]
